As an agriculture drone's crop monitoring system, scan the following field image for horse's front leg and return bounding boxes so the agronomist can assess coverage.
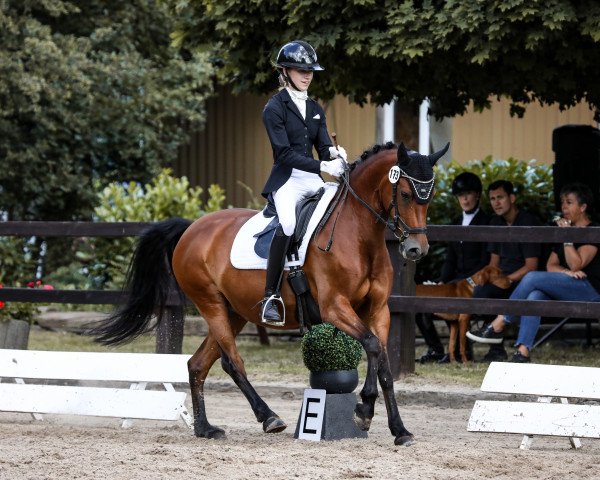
[375,347,415,446]
[353,331,384,431]
[353,332,413,446]
[370,313,415,446]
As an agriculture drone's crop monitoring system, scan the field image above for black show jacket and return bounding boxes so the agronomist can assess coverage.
[261,89,332,198]
[438,209,491,283]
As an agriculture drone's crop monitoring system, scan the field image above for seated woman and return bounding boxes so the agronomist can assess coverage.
[467,183,600,362]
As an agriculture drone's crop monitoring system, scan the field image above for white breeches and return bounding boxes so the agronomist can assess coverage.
[273,169,325,236]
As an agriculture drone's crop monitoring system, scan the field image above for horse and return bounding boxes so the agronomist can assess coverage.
[91,141,448,446]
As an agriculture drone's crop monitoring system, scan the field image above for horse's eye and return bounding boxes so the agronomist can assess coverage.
[400,191,412,201]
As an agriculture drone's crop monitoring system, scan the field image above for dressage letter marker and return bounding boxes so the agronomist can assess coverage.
[298,389,326,441]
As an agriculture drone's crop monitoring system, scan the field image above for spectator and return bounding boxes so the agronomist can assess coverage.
[467,183,600,362]
[416,172,490,363]
[467,179,542,361]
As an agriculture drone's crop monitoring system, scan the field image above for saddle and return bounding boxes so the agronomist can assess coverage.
[253,187,325,262]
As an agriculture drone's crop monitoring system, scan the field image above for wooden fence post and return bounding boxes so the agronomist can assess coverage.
[155,305,185,354]
[386,239,416,379]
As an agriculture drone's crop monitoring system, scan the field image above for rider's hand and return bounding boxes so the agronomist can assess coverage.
[320,158,346,177]
[329,145,347,162]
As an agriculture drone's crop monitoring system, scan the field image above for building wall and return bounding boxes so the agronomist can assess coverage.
[452,98,596,165]
[173,87,377,208]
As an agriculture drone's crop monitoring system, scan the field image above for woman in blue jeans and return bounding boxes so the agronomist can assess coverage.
[467,183,600,362]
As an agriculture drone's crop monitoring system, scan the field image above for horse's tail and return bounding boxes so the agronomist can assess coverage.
[90,217,192,346]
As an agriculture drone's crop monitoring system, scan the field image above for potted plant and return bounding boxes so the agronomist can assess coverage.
[301,323,363,394]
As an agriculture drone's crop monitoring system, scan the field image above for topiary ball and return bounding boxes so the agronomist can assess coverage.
[301,323,363,372]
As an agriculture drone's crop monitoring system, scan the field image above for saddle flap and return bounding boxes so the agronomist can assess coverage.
[253,217,279,258]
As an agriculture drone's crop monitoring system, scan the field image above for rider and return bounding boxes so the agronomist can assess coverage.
[260,40,348,325]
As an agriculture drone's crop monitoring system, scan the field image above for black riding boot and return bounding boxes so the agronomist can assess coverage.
[415,313,445,363]
[261,227,291,325]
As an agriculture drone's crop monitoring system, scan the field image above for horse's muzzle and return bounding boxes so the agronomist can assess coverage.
[399,237,429,261]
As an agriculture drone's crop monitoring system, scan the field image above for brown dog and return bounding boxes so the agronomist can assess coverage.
[416,265,511,363]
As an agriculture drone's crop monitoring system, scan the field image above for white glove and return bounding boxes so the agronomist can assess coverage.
[329,145,347,162]
[320,158,346,177]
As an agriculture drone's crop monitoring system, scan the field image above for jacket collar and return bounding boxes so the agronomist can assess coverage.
[280,88,311,125]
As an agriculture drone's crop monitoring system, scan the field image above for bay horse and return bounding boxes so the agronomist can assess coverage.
[91,141,448,446]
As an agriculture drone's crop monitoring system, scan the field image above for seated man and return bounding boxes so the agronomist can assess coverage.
[416,172,490,363]
[466,179,541,361]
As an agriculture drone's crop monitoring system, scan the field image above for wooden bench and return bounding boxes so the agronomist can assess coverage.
[0,349,193,429]
[467,362,600,449]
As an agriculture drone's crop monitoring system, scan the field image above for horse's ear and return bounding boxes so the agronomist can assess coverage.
[428,142,450,165]
[397,142,411,166]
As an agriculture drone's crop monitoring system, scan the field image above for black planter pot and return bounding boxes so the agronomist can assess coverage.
[309,369,359,394]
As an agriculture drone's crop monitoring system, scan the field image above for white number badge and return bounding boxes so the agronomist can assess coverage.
[388,166,401,184]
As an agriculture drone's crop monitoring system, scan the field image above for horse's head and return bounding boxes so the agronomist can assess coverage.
[390,142,448,261]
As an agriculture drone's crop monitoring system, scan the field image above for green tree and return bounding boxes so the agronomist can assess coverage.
[0,0,214,222]
[168,0,600,119]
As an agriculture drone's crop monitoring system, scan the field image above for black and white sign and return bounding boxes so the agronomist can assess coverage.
[297,388,326,441]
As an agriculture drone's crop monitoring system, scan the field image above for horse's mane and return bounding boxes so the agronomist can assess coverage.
[349,141,397,171]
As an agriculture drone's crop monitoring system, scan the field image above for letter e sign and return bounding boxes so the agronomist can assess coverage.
[298,388,326,441]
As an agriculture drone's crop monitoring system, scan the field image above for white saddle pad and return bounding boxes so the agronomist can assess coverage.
[230,183,339,270]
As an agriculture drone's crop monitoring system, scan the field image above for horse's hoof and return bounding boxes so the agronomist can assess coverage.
[263,416,287,433]
[353,405,372,431]
[194,426,226,440]
[394,434,415,446]
[353,413,372,431]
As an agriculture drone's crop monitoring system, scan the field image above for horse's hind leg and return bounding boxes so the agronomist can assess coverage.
[217,322,287,433]
[188,310,251,438]
[188,333,228,439]
[204,308,287,434]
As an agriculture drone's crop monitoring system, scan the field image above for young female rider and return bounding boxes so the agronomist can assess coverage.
[260,40,347,325]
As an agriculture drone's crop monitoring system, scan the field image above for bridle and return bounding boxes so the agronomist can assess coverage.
[339,159,433,242]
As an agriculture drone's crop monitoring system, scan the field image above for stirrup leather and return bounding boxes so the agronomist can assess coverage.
[261,294,286,327]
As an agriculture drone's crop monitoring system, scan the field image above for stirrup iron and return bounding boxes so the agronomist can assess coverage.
[261,294,286,327]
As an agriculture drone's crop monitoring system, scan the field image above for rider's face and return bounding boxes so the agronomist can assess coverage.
[285,68,313,91]
[456,191,479,212]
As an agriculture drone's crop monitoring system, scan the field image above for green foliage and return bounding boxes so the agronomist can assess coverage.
[416,157,554,281]
[301,323,363,372]
[429,157,555,225]
[79,169,225,289]
[0,0,214,222]
[0,238,43,323]
[167,0,600,119]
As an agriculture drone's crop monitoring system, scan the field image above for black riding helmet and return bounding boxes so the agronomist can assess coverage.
[451,172,482,196]
[275,40,324,71]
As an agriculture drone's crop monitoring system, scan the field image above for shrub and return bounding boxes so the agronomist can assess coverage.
[301,323,363,372]
[77,168,226,289]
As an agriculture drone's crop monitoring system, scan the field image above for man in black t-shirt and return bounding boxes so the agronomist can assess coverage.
[471,180,541,361]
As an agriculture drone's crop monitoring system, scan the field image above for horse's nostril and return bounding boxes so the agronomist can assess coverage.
[405,247,422,261]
